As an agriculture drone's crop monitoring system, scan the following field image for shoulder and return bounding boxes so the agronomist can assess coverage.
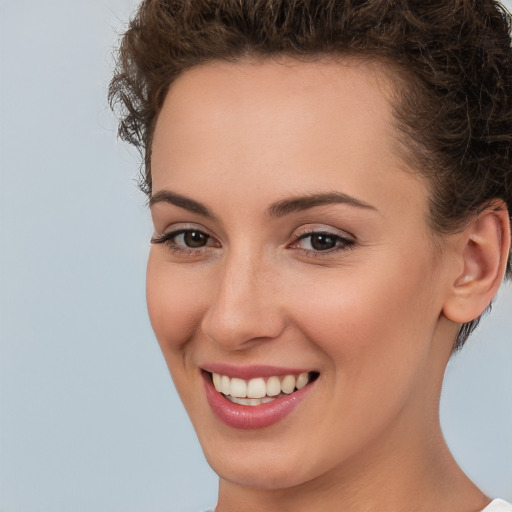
[482,499,512,512]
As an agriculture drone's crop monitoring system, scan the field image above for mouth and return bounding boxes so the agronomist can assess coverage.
[208,370,320,406]
[201,368,320,429]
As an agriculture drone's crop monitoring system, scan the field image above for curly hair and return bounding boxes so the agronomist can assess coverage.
[109,0,512,350]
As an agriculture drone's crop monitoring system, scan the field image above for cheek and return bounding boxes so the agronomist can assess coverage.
[146,252,207,354]
[146,253,212,415]
[289,252,440,385]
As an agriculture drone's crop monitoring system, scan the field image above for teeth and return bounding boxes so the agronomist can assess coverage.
[212,373,222,391]
[210,371,313,402]
[227,396,274,406]
[230,378,247,398]
[281,375,296,394]
[266,376,281,396]
[247,377,266,399]
[296,372,309,390]
[221,375,230,395]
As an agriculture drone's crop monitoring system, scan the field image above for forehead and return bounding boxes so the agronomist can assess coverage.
[151,57,428,221]
[153,57,397,164]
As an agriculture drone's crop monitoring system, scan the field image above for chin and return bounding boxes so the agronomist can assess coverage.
[205,447,315,490]
[194,418,346,492]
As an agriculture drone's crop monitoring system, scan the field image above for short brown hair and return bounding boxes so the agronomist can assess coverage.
[109,0,512,349]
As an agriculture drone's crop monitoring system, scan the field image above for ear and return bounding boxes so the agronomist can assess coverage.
[442,202,511,324]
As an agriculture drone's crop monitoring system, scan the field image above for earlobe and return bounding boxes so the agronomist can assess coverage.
[443,202,511,324]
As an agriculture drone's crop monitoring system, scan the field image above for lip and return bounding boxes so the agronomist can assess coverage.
[201,363,312,380]
[202,370,316,430]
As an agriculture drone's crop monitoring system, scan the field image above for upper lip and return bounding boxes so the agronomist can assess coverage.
[201,363,315,380]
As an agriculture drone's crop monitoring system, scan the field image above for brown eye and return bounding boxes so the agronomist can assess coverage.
[183,230,209,248]
[150,228,218,253]
[291,230,355,255]
[309,234,337,251]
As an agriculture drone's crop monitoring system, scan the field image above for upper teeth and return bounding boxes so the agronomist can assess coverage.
[212,372,311,399]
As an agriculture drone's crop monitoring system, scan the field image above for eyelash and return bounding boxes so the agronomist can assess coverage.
[289,229,355,257]
[151,227,356,257]
[151,228,218,255]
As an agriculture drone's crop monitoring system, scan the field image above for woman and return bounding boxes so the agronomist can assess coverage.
[110,1,512,510]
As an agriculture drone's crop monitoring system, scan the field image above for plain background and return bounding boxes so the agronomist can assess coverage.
[0,1,511,510]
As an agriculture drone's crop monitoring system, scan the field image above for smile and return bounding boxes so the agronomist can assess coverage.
[202,369,319,429]
[211,372,315,406]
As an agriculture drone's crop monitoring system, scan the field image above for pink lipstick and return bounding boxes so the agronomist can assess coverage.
[202,368,318,430]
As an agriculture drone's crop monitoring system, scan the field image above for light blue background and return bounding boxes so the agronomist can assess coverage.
[0,1,511,510]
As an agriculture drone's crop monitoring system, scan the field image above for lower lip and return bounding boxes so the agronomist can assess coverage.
[202,372,315,430]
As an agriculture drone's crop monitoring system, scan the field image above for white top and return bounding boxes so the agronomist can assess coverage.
[483,499,512,512]
[202,499,512,512]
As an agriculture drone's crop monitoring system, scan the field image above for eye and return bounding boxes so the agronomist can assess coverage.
[290,229,355,255]
[303,233,338,251]
[151,227,220,253]
[176,230,210,248]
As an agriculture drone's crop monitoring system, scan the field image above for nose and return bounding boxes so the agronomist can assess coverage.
[201,250,285,350]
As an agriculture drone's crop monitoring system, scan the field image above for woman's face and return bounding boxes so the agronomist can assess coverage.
[147,58,458,490]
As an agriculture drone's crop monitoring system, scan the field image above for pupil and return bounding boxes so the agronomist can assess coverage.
[184,231,207,248]
[311,234,336,251]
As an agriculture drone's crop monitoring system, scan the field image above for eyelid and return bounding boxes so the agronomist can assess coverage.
[152,222,216,240]
[292,224,355,241]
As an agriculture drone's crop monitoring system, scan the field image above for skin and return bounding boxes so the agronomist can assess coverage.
[146,58,505,512]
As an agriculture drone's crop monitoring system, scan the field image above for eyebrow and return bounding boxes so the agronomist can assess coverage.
[267,192,378,217]
[149,190,215,218]
[149,189,378,218]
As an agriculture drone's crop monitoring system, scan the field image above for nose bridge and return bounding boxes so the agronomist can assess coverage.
[201,246,283,349]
